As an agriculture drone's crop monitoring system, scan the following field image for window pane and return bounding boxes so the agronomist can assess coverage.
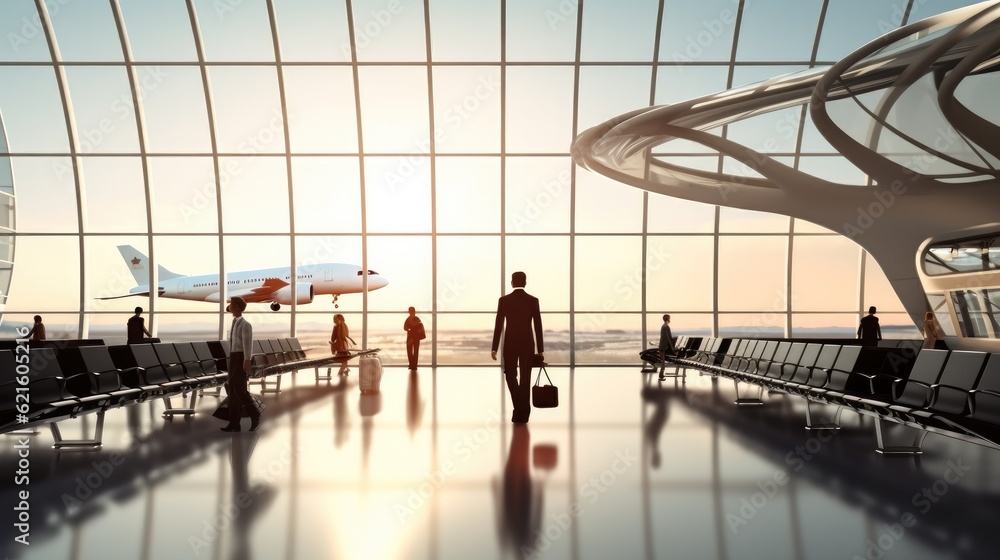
[0,0,50,62]
[192,0,275,62]
[149,156,218,233]
[155,236,221,312]
[575,171,643,233]
[358,67,429,153]
[437,313,494,364]
[352,0,427,63]
[429,0,500,62]
[432,66,501,153]
[220,157,289,233]
[505,236,570,312]
[48,0,123,62]
[791,313,859,338]
[725,106,804,155]
[718,312,785,337]
[505,157,571,234]
[294,235,362,313]
[791,236,859,311]
[575,313,643,363]
[120,0,199,62]
[718,236,787,311]
[659,0,738,63]
[9,157,78,233]
[574,236,643,312]
[436,157,499,233]
[436,236,500,311]
[138,66,212,153]
[506,66,574,153]
[209,67,285,154]
[292,157,362,233]
[284,67,358,153]
[2,313,79,339]
[646,236,714,312]
[85,235,149,313]
[654,66,729,105]
[274,0,352,63]
[736,0,823,61]
[817,0,903,61]
[505,0,576,62]
[364,156,431,233]
[0,67,70,152]
[366,236,432,312]
[146,313,222,343]
[577,66,651,131]
[580,0,659,62]
[647,195,716,234]
[718,208,789,234]
[65,66,140,154]
[5,236,79,312]
[80,157,147,233]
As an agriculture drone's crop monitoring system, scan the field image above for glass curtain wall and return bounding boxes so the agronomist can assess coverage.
[0,0,955,363]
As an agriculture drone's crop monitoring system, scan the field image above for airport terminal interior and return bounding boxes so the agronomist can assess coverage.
[3,0,1000,559]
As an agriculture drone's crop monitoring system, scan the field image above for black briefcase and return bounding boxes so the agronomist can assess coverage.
[532,366,558,408]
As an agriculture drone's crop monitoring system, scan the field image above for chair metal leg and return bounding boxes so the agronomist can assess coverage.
[804,401,843,431]
[733,380,764,405]
[874,418,928,455]
[49,411,106,451]
[162,392,197,418]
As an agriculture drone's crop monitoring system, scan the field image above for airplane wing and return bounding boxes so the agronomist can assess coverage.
[230,277,289,303]
[96,288,165,300]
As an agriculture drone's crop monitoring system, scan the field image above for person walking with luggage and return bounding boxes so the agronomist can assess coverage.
[857,306,882,347]
[403,306,425,370]
[221,296,261,432]
[491,271,544,424]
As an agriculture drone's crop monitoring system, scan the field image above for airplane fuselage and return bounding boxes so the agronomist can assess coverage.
[128,263,388,304]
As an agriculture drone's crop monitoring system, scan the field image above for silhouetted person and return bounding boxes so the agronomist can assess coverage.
[498,425,538,555]
[25,315,45,341]
[127,306,152,344]
[641,313,676,371]
[922,311,946,349]
[492,271,544,424]
[330,313,354,376]
[857,306,882,347]
[221,297,261,432]
[403,306,424,370]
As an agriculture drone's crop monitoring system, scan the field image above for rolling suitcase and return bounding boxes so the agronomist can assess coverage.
[359,355,383,394]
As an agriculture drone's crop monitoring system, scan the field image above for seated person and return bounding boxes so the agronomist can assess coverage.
[640,314,676,371]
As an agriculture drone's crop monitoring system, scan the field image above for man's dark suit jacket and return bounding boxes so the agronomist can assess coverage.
[492,289,544,357]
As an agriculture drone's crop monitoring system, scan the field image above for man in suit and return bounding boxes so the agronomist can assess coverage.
[491,271,544,424]
[222,296,261,432]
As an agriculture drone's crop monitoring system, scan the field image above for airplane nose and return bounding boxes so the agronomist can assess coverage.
[370,275,389,290]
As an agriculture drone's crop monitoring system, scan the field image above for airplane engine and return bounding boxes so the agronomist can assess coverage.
[274,283,314,305]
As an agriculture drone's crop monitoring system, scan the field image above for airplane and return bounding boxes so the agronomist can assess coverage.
[100,245,388,311]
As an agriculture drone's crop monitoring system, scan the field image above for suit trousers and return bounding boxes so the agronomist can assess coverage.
[406,337,420,368]
[227,351,260,426]
[503,348,533,422]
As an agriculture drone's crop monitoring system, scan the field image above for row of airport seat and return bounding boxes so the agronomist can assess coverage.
[666,337,1000,454]
[0,337,319,449]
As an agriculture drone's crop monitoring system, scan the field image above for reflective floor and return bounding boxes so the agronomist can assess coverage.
[4,366,1000,560]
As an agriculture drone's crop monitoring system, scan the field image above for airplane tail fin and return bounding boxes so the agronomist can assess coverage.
[116,245,183,285]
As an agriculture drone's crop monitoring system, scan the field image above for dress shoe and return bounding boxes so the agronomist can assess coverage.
[250,417,261,431]
[220,425,240,432]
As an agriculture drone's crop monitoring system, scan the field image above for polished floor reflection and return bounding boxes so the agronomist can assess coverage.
[4,367,1000,560]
